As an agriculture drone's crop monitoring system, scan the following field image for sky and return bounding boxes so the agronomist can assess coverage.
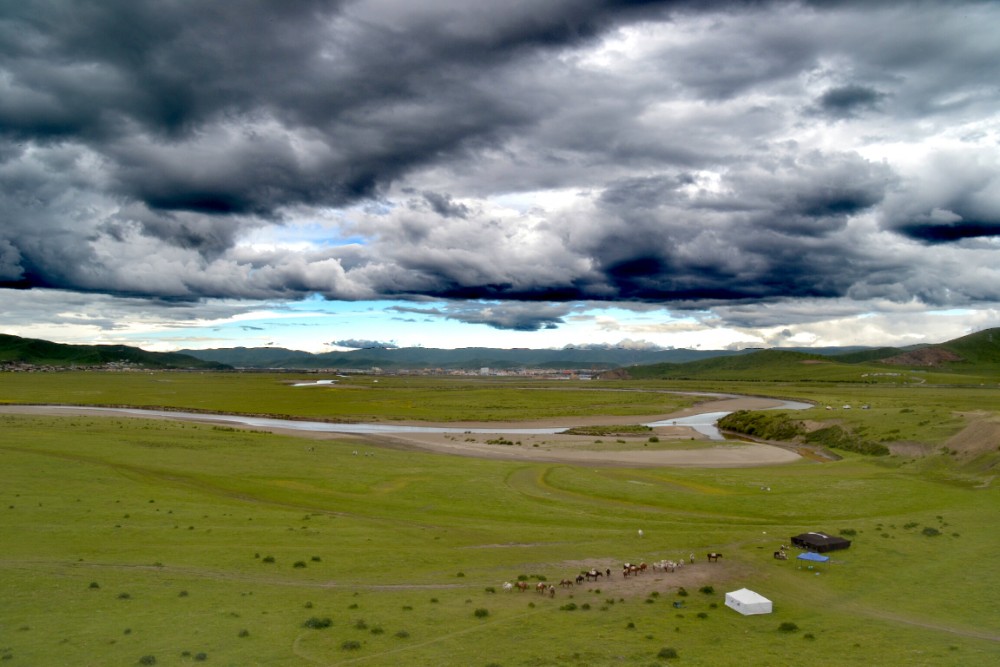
[1,0,999,353]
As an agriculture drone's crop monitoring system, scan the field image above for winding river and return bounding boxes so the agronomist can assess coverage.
[2,397,811,441]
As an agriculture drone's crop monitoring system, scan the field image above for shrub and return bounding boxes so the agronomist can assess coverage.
[677,588,688,597]
[560,603,578,611]
[238,629,249,637]
[117,592,131,600]
[138,657,156,666]
[648,436,659,443]
[484,586,496,593]
[370,625,384,635]
[303,617,333,629]
[699,585,714,595]
[922,527,941,537]
[778,622,799,633]
[657,647,679,660]
[293,561,307,568]
[354,619,368,630]
[341,640,361,651]
[88,581,100,589]
[311,556,321,562]
[395,630,410,638]
[474,608,490,618]
[839,528,857,536]
[262,555,275,563]
[193,652,207,662]
[697,612,708,619]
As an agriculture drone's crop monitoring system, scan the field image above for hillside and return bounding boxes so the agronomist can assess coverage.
[880,327,1000,373]
[609,329,1000,382]
[0,334,229,370]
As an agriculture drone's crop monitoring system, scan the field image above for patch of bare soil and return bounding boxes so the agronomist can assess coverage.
[944,412,1000,459]
[541,557,752,601]
[880,347,963,367]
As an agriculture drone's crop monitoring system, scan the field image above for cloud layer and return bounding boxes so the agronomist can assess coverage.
[2,1,999,335]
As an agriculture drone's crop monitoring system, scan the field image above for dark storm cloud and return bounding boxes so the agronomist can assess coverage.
[331,339,398,349]
[814,84,887,118]
[390,302,570,331]
[1,0,999,328]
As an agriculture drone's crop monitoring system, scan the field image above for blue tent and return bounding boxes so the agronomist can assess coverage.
[797,552,830,563]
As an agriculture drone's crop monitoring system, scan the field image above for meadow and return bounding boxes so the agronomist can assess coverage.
[0,372,998,666]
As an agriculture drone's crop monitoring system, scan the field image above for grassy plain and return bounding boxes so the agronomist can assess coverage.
[1,373,998,666]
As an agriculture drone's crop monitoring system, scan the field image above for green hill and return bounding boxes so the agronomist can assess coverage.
[0,334,229,370]
[613,337,1000,383]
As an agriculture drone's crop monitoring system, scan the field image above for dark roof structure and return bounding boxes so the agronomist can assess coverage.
[791,531,852,553]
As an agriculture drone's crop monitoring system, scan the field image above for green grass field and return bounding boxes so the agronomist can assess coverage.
[1,374,998,665]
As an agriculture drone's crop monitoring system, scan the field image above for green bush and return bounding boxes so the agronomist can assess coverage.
[778,622,799,633]
[138,656,156,666]
[341,640,361,651]
[718,411,804,440]
[473,608,489,618]
[657,647,679,659]
[805,426,889,456]
[699,585,714,594]
[303,617,333,629]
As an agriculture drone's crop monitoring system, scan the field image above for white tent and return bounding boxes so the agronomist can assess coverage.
[725,588,772,615]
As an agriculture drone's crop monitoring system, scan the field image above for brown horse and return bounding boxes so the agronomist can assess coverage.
[515,581,529,592]
[707,552,722,562]
[560,579,574,588]
[536,582,547,593]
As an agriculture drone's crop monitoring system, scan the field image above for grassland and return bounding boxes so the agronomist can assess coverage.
[1,373,998,666]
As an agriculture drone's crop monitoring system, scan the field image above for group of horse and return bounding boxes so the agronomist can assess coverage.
[773,544,789,560]
[501,554,704,597]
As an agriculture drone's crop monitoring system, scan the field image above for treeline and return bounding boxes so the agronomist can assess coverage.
[718,410,889,456]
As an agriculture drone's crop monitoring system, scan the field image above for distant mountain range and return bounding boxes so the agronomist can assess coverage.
[176,343,877,371]
[3,327,997,376]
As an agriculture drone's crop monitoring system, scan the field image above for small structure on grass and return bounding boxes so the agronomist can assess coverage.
[796,551,830,564]
[791,531,851,553]
[725,588,772,616]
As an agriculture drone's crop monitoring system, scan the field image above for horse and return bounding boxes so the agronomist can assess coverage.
[585,568,602,581]
[515,581,529,592]
[536,582,547,593]
[502,581,513,592]
[773,550,787,560]
[605,568,612,578]
[638,562,648,573]
[575,574,585,585]
[707,552,722,562]
[622,566,631,578]
[548,585,556,598]
[560,579,574,588]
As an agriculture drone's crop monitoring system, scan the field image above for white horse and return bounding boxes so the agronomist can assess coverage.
[502,581,513,592]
